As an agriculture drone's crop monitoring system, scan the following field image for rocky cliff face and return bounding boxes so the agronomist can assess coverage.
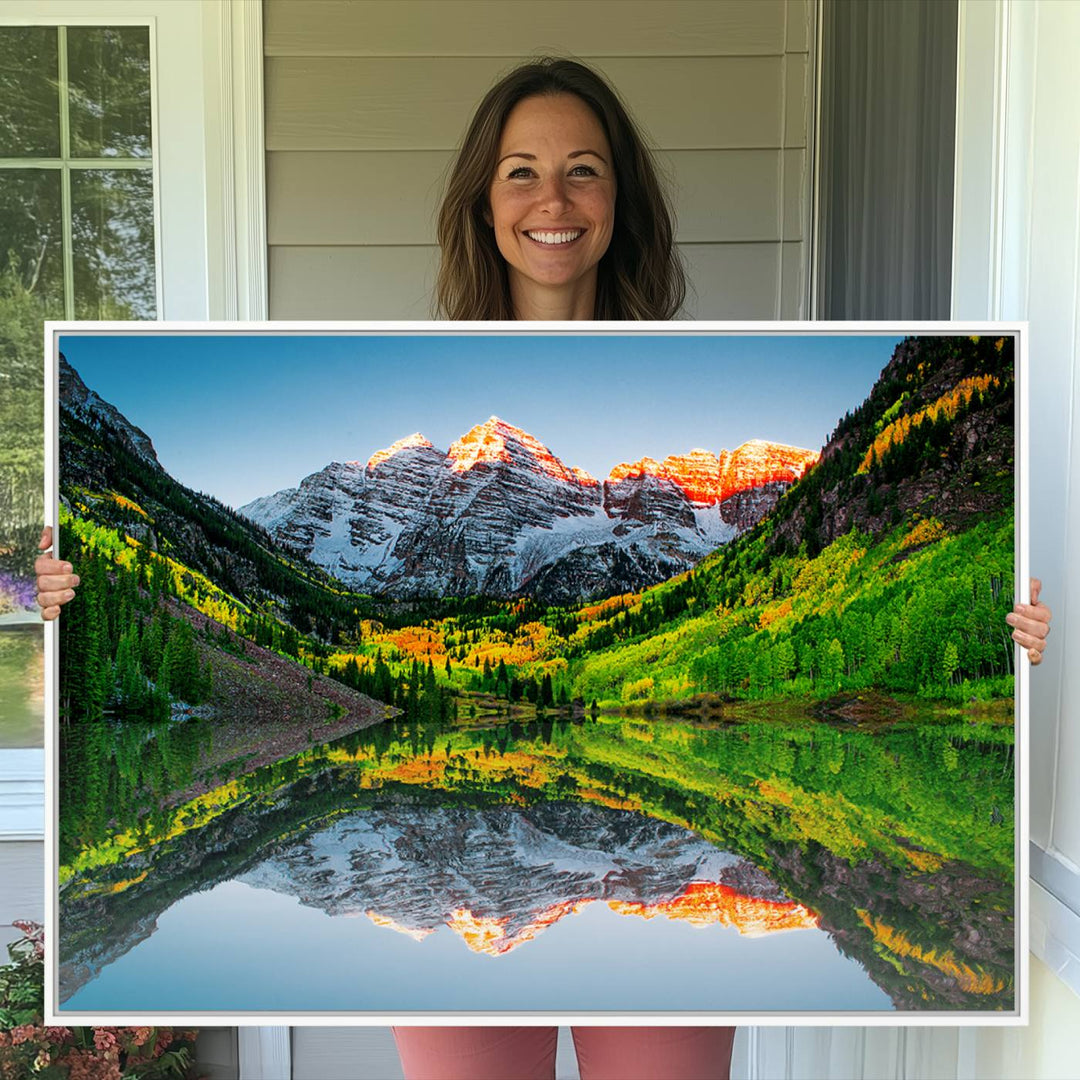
[60,354,161,468]
[58,359,364,615]
[766,334,1015,556]
[241,417,818,602]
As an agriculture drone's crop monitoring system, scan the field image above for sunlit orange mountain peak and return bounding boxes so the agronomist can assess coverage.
[609,881,819,937]
[447,416,588,485]
[607,441,819,504]
[719,440,819,502]
[608,455,664,481]
[608,450,722,503]
[366,432,434,470]
[365,911,436,942]
[447,900,589,956]
[363,881,815,957]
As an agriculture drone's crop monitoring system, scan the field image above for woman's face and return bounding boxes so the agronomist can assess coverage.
[487,93,616,305]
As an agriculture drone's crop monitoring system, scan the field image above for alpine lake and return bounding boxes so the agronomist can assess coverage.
[56,700,1015,1015]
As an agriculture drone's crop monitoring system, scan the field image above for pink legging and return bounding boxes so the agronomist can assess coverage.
[392,1026,735,1080]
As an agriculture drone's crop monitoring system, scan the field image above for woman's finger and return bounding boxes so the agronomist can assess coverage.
[1006,613,1049,638]
[1029,647,1043,666]
[1012,628,1048,652]
[1030,577,1042,605]
[1013,602,1052,623]
[38,526,53,551]
[36,574,79,593]
[41,605,61,622]
[37,589,76,610]
[34,557,73,576]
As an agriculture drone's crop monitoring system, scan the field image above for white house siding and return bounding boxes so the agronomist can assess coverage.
[263,0,814,319]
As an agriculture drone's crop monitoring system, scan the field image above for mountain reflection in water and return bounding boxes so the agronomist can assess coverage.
[58,708,1015,1013]
[236,802,819,956]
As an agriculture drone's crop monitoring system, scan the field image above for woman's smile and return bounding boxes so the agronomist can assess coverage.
[523,229,586,246]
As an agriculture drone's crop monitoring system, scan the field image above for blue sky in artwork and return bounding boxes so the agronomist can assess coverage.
[58,333,903,508]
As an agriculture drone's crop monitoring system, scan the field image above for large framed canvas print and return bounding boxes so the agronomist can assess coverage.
[44,323,1027,1025]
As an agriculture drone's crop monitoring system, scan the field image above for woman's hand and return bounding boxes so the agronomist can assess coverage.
[1007,577,1052,666]
[35,526,79,621]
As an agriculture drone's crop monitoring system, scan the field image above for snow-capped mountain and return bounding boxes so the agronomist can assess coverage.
[241,417,818,603]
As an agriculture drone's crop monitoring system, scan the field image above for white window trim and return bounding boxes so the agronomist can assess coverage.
[238,1028,291,1080]
[0,0,268,321]
[201,0,268,321]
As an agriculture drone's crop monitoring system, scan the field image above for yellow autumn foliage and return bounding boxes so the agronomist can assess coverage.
[857,910,1007,995]
[901,847,945,872]
[109,492,149,518]
[384,625,445,660]
[578,592,639,622]
[900,517,948,550]
[858,374,1001,474]
[621,675,655,702]
[757,779,794,806]
[758,598,793,628]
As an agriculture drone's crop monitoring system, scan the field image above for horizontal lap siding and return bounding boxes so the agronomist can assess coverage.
[271,245,440,319]
[263,1,788,57]
[265,0,813,319]
[268,150,788,245]
[270,243,790,322]
[291,1027,404,1080]
[266,57,784,150]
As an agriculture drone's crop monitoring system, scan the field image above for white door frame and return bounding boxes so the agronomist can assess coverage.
[951,0,1080,1003]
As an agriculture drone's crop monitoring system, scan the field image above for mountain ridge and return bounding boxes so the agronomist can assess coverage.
[240,418,817,603]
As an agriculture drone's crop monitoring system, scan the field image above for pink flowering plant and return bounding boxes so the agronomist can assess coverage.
[0,922,200,1079]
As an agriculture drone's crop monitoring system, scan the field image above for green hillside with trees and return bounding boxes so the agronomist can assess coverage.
[57,333,1015,720]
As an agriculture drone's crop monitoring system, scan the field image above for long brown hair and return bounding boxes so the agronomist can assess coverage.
[435,58,685,320]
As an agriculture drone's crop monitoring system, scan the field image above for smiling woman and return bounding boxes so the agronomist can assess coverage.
[435,57,685,321]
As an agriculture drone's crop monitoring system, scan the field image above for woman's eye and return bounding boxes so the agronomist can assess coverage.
[569,164,598,177]
[507,167,535,179]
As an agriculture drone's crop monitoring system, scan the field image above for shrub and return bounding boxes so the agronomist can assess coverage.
[0,921,201,1079]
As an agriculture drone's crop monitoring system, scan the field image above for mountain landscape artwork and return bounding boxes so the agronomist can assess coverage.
[51,330,1019,1018]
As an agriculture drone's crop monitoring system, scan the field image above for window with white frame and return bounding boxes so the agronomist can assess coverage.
[0,23,158,322]
[0,23,159,760]
[0,0,263,835]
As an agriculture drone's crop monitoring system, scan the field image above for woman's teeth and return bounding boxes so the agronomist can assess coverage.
[525,230,583,245]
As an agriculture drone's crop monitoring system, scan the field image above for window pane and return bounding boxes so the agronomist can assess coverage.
[71,169,156,318]
[0,169,65,318]
[0,166,54,752]
[67,26,152,159]
[0,27,60,157]
[0,627,44,748]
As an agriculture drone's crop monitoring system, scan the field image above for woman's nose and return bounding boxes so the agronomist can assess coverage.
[536,174,573,214]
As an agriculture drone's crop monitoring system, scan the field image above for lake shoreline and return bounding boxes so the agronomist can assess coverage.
[590,688,1014,726]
